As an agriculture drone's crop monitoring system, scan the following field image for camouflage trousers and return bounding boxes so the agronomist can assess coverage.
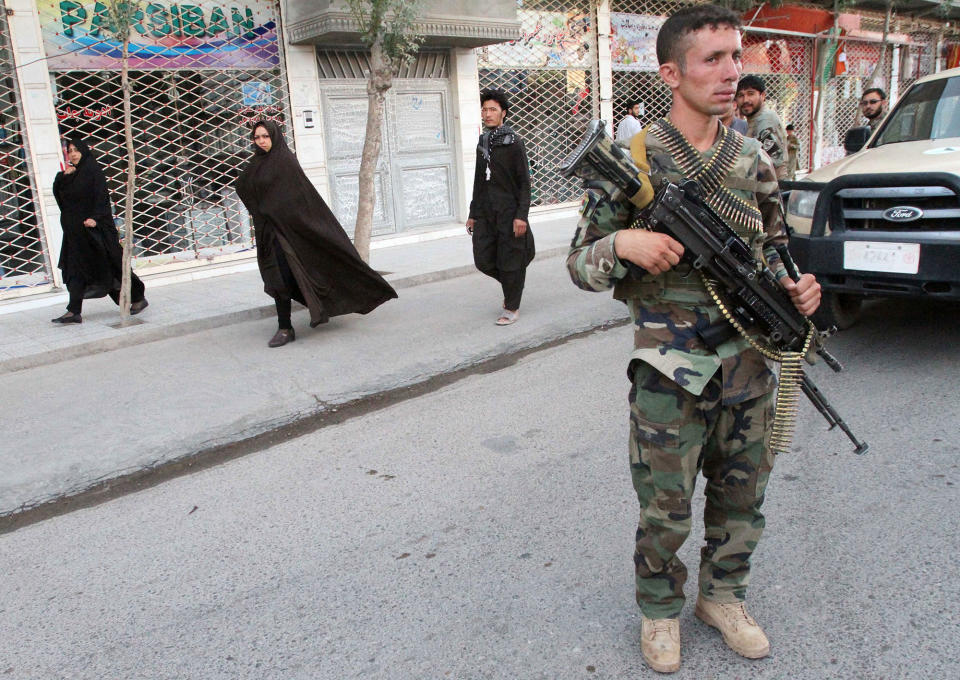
[628,360,776,620]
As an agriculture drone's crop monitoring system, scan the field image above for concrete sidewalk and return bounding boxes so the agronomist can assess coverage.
[0,208,578,374]
[1,206,633,519]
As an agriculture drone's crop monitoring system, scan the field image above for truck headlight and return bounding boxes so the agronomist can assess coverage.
[786,190,819,219]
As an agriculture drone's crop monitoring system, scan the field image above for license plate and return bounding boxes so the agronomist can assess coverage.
[843,241,920,274]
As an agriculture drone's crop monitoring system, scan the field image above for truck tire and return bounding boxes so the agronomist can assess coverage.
[812,291,863,330]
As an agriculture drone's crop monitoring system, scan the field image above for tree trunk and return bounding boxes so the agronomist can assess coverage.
[354,38,392,263]
[118,35,136,321]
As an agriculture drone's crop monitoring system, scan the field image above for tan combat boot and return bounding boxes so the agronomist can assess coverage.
[694,596,770,659]
[640,616,681,673]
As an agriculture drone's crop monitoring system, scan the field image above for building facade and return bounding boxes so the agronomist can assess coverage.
[1,0,957,305]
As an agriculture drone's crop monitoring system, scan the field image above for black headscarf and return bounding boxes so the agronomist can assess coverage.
[236,121,396,322]
[53,137,113,224]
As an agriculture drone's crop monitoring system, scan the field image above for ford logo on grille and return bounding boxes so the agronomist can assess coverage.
[882,206,923,222]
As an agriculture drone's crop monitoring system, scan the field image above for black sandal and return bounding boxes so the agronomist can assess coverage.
[51,312,82,324]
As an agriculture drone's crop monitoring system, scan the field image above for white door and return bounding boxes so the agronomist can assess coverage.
[388,82,458,229]
[321,85,395,238]
[320,78,457,235]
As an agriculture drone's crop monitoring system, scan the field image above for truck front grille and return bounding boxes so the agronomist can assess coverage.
[838,186,960,231]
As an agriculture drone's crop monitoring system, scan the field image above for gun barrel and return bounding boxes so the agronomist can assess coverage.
[816,346,844,373]
[801,376,868,454]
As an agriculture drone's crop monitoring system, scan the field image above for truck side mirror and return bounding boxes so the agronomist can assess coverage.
[844,126,871,154]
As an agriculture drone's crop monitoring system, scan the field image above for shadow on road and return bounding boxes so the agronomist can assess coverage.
[856,297,960,337]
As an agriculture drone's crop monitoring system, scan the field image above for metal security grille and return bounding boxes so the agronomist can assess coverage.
[817,39,892,166]
[610,1,814,174]
[317,50,449,79]
[899,35,935,93]
[0,13,49,298]
[42,0,290,271]
[611,0,694,133]
[477,0,598,206]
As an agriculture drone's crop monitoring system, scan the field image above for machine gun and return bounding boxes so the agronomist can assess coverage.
[560,120,868,455]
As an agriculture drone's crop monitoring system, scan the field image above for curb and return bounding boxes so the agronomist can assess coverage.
[0,246,571,375]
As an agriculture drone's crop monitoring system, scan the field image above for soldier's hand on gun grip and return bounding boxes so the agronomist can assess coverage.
[782,273,821,316]
[513,219,527,237]
[466,218,475,235]
[614,229,684,276]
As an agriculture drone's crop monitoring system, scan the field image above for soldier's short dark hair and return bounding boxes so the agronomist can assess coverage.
[737,74,766,94]
[480,88,510,116]
[786,123,795,131]
[656,4,741,69]
[625,98,640,111]
[862,87,887,101]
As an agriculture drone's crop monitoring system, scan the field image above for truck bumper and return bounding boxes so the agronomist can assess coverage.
[789,231,960,300]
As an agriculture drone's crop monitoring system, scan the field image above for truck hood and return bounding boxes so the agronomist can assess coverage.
[804,137,960,183]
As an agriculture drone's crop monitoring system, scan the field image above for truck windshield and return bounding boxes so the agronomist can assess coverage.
[875,75,960,145]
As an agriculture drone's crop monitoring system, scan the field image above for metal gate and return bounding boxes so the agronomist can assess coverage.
[317,50,458,237]
[477,0,599,207]
[817,38,892,166]
[39,0,290,271]
[900,33,936,93]
[611,0,688,132]
[0,11,49,299]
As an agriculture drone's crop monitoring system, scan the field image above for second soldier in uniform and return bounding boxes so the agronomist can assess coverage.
[736,74,789,179]
[567,4,820,673]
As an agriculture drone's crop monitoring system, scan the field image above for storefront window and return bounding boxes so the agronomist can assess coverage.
[40,0,289,269]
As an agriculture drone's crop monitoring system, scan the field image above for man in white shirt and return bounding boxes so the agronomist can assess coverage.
[615,98,644,147]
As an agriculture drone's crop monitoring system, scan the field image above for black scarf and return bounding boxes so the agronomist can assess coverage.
[54,137,112,222]
[478,122,517,164]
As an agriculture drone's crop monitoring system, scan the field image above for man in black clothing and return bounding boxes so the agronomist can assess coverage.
[466,88,534,325]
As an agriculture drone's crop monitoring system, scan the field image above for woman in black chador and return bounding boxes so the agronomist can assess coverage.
[236,121,397,347]
[51,138,148,323]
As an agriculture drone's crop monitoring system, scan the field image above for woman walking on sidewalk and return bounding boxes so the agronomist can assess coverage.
[236,121,396,348]
[51,138,148,324]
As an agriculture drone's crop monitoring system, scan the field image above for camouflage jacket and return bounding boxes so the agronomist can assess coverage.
[746,107,788,180]
[566,122,789,405]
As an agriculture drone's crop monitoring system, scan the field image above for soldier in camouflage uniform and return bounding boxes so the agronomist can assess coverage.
[786,123,800,180]
[566,5,821,673]
[736,74,789,180]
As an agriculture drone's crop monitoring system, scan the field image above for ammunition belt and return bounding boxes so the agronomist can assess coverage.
[649,118,764,234]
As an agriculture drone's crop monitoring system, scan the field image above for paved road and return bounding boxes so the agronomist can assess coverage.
[1,296,957,679]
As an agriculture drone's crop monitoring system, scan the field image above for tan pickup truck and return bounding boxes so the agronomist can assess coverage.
[785,67,960,328]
